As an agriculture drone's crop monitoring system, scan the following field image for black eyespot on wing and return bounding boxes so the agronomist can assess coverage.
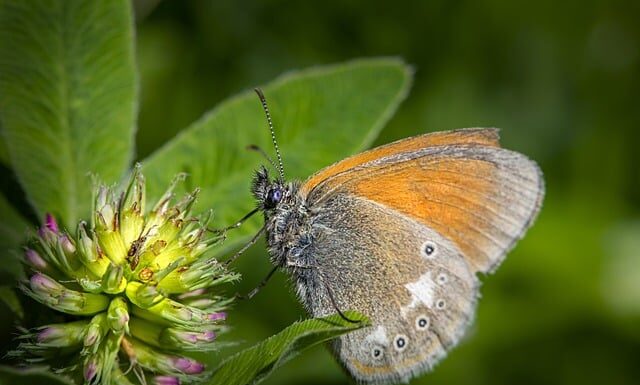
[393,334,408,352]
[422,241,437,258]
[416,315,430,330]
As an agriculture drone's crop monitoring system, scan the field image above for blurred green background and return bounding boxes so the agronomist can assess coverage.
[4,1,637,384]
[131,1,640,384]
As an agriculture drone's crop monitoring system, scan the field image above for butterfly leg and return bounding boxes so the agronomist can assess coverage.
[236,265,279,300]
[223,226,266,266]
[207,207,260,236]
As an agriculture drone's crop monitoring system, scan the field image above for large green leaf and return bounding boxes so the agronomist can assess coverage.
[142,58,411,239]
[0,0,137,228]
[209,312,368,385]
[0,366,75,385]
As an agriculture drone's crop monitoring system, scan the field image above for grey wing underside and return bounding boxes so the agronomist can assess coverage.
[296,144,543,384]
[299,193,479,384]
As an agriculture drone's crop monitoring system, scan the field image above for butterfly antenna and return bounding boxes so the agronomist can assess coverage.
[254,88,285,181]
[246,144,278,172]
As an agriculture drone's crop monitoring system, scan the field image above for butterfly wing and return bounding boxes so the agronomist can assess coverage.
[299,193,479,384]
[301,127,501,196]
[306,129,544,273]
[298,129,543,383]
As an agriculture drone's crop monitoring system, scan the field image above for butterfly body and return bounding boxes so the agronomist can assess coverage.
[251,128,544,384]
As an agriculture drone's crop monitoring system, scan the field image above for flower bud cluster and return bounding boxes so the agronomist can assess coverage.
[13,166,238,384]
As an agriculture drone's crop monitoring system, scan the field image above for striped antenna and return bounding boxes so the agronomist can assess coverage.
[254,88,285,181]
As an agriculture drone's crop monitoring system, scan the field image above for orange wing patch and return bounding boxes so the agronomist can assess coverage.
[353,159,496,271]
[341,152,541,273]
[301,128,500,195]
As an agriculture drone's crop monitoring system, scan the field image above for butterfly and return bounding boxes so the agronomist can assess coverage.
[246,89,544,384]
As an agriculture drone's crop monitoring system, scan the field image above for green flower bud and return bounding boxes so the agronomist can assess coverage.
[24,273,110,315]
[120,166,146,248]
[108,297,130,333]
[128,317,217,352]
[83,313,108,354]
[157,257,240,294]
[13,170,236,384]
[126,337,205,375]
[23,248,54,274]
[125,281,164,309]
[83,354,99,383]
[77,222,110,277]
[35,321,87,348]
[161,328,217,352]
[102,264,127,294]
[60,233,76,256]
[131,295,226,329]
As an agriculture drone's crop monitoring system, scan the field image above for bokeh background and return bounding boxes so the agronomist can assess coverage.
[132,1,640,384]
[5,1,639,384]
[129,1,640,384]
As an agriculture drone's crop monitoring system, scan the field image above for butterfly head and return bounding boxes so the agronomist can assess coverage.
[250,88,312,270]
[252,164,308,269]
[252,165,289,211]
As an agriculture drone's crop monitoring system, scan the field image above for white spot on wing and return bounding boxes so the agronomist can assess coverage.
[402,272,436,315]
[365,325,389,346]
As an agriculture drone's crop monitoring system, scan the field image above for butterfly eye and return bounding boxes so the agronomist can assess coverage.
[265,187,283,208]
[269,188,282,202]
[415,315,430,330]
[393,334,408,352]
[421,241,437,259]
[371,346,384,360]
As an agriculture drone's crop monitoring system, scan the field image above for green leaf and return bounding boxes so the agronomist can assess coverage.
[0,0,138,228]
[0,366,75,385]
[142,58,411,239]
[209,312,369,385]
